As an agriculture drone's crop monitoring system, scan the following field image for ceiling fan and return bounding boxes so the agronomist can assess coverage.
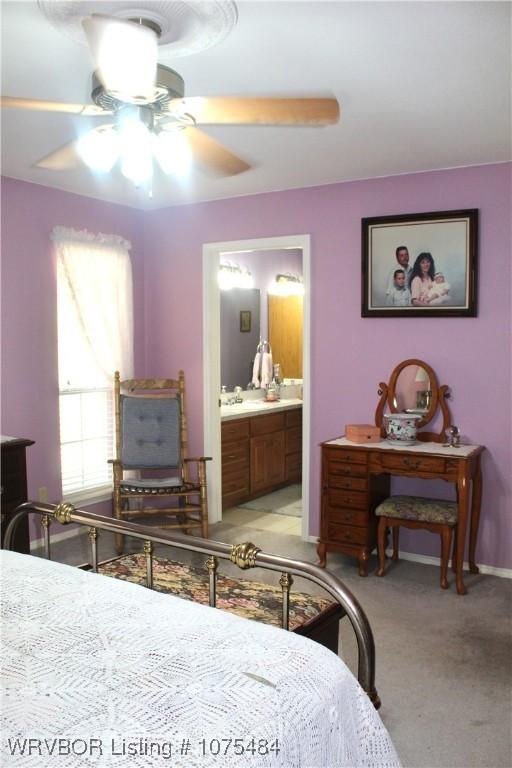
[1,14,340,185]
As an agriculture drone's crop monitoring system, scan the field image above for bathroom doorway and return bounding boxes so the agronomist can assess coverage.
[202,234,311,540]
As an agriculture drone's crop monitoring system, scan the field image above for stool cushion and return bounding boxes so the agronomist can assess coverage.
[375,495,457,525]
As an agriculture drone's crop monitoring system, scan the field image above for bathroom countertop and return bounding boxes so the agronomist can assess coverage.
[220,398,303,421]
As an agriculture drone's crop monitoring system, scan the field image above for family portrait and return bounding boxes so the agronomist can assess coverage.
[361,209,478,317]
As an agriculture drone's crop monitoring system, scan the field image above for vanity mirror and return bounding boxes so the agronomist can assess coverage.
[375,359,451,442]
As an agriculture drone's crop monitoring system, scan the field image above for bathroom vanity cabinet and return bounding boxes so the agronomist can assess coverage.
[221,406,302,510]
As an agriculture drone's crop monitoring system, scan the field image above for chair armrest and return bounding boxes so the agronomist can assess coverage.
[183,457,212,463]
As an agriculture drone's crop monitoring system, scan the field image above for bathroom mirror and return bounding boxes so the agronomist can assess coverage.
[220,248,303,391]
[375,358,451,442]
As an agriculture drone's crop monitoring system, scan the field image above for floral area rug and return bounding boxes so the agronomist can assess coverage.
[99,553,334,632]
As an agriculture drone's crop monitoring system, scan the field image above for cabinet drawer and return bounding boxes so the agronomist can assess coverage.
[329,461,367,479]
[222,441,249,467]
[285,426,302,454]
[1,471,25,504]
[328,449,367,466]
[250,412,285,436]
[222,419,250,443]
[327,523,367,546]
[222,471,250,497]
[328,488,368,510]
[328,508,368,528]
[285,408,302,428]
[222,458,249,480]
[329,475,367,491]
[370,452,445,474]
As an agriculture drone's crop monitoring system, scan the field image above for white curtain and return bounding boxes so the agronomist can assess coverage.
[53,226,134,389]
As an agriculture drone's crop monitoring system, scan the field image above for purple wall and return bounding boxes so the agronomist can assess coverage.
[2,163,510,569]
[143,163,511,570]
[1,178,145,530]
[235,248,303,341]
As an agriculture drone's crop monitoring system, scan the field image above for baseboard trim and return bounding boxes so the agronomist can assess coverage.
[31,526,86,551]
[303,536,511,579]
[388,549,512,579]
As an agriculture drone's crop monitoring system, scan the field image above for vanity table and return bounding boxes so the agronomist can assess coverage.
[318,359,484,595]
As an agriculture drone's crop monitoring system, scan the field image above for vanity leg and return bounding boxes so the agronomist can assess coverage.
[440,528,452,590]
[358,549,369,577]
[317,541,327,568]
[455,472,469,595]
[392,526,399,560]
[469,455,482,574]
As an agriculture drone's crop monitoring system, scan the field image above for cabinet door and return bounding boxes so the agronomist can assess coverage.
[250,432,285,494]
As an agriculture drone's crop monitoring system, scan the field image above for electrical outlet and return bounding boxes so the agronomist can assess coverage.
[38,486,49,503]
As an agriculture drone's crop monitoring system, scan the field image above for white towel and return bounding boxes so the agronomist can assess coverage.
[261,352,273,388]
[252,352,261,387]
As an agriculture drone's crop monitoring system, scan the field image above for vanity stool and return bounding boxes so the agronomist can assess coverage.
[375,495,458,590]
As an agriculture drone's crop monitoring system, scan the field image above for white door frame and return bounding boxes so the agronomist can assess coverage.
[202,234,311,540]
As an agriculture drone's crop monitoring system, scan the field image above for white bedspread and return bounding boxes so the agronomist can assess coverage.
[1,551,400,768]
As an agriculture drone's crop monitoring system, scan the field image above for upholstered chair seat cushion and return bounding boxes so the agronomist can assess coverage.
[120,477,192,494]
[375,495,457,526]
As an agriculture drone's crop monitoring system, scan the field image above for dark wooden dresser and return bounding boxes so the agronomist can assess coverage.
[1,437,34,553]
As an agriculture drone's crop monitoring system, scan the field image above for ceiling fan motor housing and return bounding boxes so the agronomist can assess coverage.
[91,64,185,112]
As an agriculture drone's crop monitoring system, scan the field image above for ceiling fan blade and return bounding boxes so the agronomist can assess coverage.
[168,97,340,126]
[186,127,251,176]
[82,15,157,102]
[34,140,83,170]
[1,96,109,116]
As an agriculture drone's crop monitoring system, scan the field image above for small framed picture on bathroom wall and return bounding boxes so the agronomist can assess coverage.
[240,310,251,332]
[361,208,478,317]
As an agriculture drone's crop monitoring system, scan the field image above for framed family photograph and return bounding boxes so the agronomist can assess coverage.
[361,209,478,317]
[240,310,251,332]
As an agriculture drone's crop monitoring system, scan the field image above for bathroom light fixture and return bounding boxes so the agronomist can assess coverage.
[269,273,305,296]
[218,262,254,290]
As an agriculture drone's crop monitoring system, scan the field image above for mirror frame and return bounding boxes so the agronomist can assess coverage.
[375,358,451,443]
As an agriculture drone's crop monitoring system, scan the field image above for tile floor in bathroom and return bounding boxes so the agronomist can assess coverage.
[222,483,302,536]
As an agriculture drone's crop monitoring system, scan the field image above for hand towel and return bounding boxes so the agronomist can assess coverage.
[261,352,273,388]
[252,352,261,387]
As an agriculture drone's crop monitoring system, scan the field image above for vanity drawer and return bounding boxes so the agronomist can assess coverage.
[328,448,367,466]
[329,475,367,492]
[222,441,249,467]
[285,426,302,454]
[328,488,367,510]
[327,460,368,479]
[286,408,302,428]
[370,452,445,474]
[222,470,250,496]
[222,419,250,443]
[327,523,367,546]
[250,412,286,436]
[328,508,367,527]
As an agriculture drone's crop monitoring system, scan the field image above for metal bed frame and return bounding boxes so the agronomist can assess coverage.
[4,501,381,708]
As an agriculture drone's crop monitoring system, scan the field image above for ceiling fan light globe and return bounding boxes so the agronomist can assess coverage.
[118,118,153,184]
[83,16,157,103]
[154,130,192,177]
[76,127,119,172]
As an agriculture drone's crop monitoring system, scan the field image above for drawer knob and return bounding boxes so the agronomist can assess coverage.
[323,483,329,491]
[404,458,421,469]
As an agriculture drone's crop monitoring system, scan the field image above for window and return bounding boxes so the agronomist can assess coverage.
[54,227,133,501]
